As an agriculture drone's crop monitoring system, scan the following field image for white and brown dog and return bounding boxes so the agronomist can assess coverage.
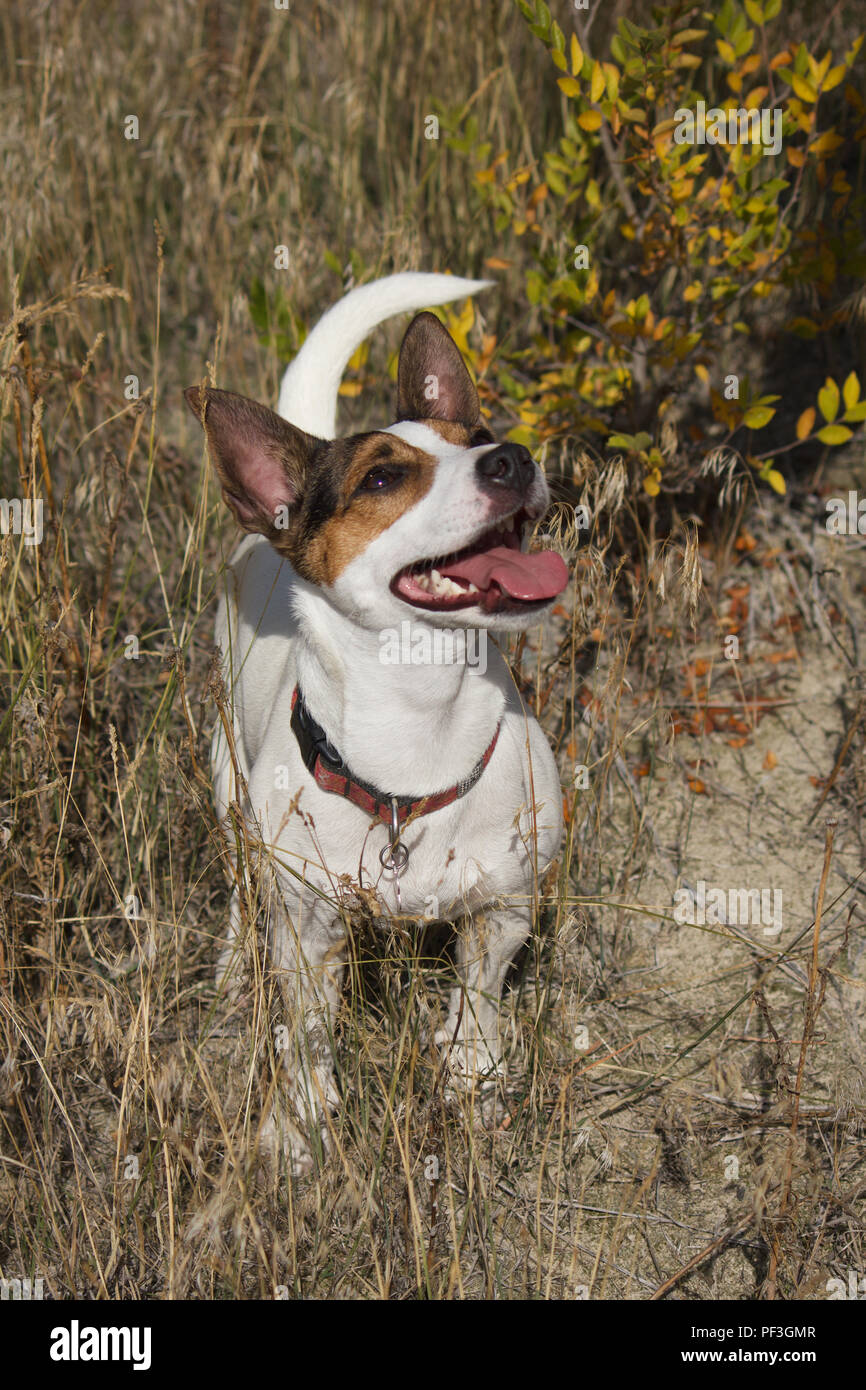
[186,273,569,1173]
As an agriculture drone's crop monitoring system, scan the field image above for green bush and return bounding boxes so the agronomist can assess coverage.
[444,0,866,498]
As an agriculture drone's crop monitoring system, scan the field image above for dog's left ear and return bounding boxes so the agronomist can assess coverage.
[396,311,481,425]
[185,386,322,536]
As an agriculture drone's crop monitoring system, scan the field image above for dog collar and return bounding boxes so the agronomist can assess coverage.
[290,686,500,827]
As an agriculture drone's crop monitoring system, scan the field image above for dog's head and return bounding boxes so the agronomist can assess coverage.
[185,312,568,631]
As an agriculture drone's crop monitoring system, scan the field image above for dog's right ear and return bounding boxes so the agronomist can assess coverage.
[184,386,322,535]
[396,312,481,426]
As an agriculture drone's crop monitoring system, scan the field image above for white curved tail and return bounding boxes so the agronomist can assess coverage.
[276,272,493,437]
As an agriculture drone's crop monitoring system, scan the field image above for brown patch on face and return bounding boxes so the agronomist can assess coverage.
[280,432,437,586]
[420,419,473,448]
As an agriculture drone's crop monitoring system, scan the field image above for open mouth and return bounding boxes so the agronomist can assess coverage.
[391,508,570,614]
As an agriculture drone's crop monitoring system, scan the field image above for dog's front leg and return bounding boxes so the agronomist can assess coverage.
[262,894,347,1175]
[435,905,530,1091]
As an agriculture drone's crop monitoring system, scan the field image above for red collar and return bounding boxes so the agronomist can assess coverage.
[290,686,500,827]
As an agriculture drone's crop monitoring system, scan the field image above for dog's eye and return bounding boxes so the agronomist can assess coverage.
[469,428,495,448]
[358,466,403,493]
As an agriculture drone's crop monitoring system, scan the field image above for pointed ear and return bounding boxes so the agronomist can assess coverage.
[396,312,481,425]
[184,386,322,535]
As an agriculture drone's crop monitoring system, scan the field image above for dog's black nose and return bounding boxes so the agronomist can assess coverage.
[475,442,535,495]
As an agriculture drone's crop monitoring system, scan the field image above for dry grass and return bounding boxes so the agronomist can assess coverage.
[1,0,864,1300]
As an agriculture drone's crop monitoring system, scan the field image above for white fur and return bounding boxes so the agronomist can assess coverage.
[213,274,564,1174]
[277,272,493,435]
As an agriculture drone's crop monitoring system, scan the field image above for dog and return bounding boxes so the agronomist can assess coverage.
[185,273,569,1173]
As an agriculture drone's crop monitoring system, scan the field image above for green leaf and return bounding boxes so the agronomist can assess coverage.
[607,433,636,449]
[765,468,786,494]
[842,401,866,423]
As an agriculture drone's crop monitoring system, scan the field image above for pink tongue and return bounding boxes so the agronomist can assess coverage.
[441,545,570,601]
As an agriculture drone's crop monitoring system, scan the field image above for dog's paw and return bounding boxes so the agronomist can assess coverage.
[259,1106,329,1179]
[214,942,249,1006]
[434,1029,504,1091]
[258,1057,340,1178]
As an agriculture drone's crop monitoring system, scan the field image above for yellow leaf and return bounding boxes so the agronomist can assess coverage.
[810,130,844,155]
[808,50,830,85]
[816,424,853,445]
[717,38,736,64]
[744,0,764,23]
[787,147,806,167]
[578,110,602,131]
[643,474,661,497]
[766,469,786,495]
[570,33,584,76]
[338,381,363,397]
[792,74,818,102]
[796,407,815,440]
[591,60,605,103]
[507,425,538,449]
[817,377,840,422]
[672,29,708,45]
[743,405,775,429]
[558,76,581,97]
[684,282,702,302]
[843,371,860,409]
[821,64,846,93]
[694,363,710,383]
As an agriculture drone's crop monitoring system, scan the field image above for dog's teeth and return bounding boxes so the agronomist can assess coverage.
[430,568,442,582]
[467,583,479,595]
